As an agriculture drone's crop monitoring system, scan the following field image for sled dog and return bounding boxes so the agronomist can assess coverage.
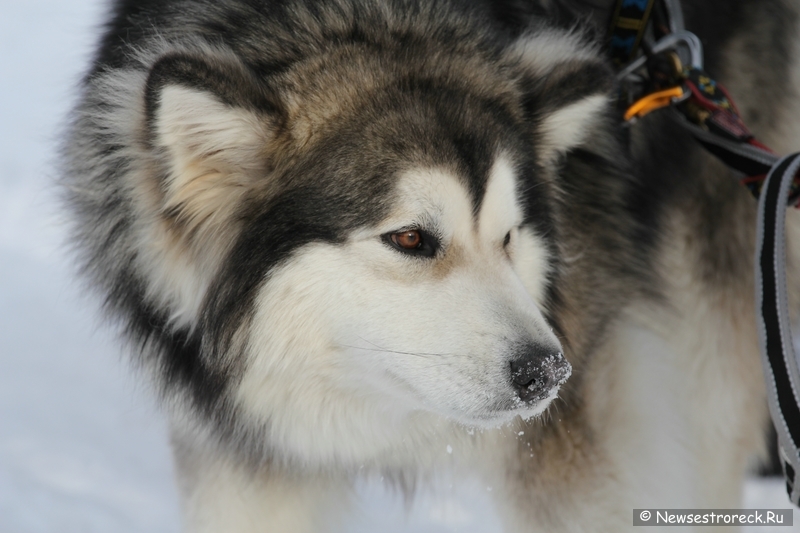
[62,0,800,530]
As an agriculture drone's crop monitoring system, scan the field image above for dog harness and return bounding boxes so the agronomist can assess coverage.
[603,0,800,505]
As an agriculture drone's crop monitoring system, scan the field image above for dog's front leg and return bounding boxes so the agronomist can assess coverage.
[171,434,350,533]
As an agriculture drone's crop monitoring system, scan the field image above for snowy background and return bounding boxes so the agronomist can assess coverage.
[0,1,798,531]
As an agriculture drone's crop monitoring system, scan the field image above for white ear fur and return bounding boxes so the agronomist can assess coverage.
[154,85,273,238]
[132,84,274,328]
[509,30,612,165]
[538,93,609,164]
[510,28,600,76]
[157,84,270,163]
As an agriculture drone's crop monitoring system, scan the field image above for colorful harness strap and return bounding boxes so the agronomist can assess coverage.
[622,57,800,205]
[608,0,657,66]
[677,66,800,206]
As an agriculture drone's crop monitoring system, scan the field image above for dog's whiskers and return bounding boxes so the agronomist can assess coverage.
[333,336,471,360]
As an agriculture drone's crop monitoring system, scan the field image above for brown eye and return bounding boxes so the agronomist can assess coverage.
[382,228,439,258]
[391,230,422,249]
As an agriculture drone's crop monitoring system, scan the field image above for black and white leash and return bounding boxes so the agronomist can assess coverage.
[756,153,800,504]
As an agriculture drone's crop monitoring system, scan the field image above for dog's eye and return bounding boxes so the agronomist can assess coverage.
[503,231,511,248]
[393,230,421,249]
[383,229,439,258]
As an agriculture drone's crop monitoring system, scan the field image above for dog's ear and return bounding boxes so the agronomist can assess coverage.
[510,31,615,166]
[144,53,280,244]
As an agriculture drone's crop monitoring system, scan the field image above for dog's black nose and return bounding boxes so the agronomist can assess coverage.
[509,345,571,402]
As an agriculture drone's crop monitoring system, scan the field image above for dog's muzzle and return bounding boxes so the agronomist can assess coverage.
[509,345,571,403]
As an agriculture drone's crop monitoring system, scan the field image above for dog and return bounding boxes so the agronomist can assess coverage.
[61,0,800,530]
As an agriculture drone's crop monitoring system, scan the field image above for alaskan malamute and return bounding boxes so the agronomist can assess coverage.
[61,0,800,530]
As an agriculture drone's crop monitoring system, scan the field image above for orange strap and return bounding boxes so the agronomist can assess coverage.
[623,86,685,121]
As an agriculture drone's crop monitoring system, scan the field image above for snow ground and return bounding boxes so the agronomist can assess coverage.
[0,1,798,531]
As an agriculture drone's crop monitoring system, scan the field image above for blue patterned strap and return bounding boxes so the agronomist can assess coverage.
[608,0,657,66]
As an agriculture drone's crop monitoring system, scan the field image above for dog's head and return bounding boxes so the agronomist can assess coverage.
[81,7,615,463]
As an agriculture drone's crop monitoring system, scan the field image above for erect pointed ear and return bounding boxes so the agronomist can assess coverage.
[510,29,616,166]
[144,53,281,243]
